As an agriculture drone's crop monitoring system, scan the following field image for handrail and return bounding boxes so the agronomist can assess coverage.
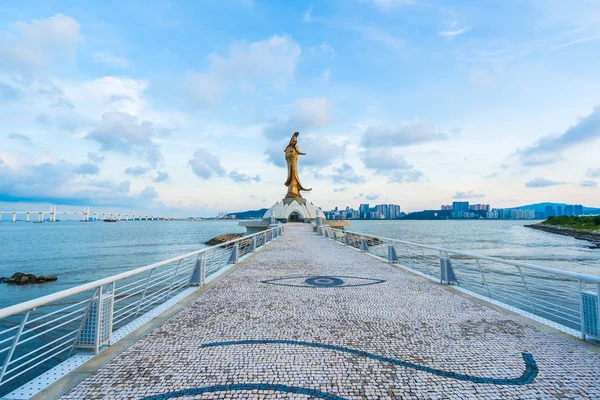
[0,227,277,319]
[341,229,600,283]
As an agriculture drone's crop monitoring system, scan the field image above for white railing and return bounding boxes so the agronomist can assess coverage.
[318,225,600,342]
[0,226,282,395]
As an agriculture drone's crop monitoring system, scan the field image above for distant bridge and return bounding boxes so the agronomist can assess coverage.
[0,207,194,222]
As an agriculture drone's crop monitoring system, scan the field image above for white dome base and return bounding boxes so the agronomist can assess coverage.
[263,198,325,223]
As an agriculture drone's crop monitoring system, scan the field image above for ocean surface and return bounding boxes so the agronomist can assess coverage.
[0,220,246,309]
[1,219,599,309]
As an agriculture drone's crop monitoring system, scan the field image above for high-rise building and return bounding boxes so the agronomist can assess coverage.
[359,204,370,219]
[557,205,563,216]
[574,204,583,216]
[564,205,574,216]
[545,206,556,217]
[441,205,452,211]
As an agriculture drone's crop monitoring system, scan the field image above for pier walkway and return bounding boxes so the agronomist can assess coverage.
[57,224,600,399]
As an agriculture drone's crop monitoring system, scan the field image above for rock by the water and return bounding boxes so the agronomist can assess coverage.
[2,272,58,285]
[205,233,244,246]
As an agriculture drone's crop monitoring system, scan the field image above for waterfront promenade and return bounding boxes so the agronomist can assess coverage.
[53,224,600,399]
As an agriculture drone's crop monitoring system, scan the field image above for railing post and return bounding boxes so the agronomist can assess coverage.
[360,237,368,252]
[517,266,536,314]
[388,245,398,263]
[344,234,349,246]
[229,243,239,264]
[134,269,155,319]
[190,254,206,286]
[250,236,257,252]
[165,260,182,300]
[0,310,31,384]
[324,229,330,239]
[476,259,492,298]
[440,255,457,285]
[72,286,113,354]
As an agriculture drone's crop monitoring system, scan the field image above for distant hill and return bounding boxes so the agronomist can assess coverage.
[505,202,600,214]
[227,208,268,219]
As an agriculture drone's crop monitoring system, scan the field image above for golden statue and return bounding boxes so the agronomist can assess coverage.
[284,132,312,198]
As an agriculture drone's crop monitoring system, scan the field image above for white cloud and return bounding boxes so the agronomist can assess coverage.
[361,119,456,148]
[440,27,470,37]
[0,14,83,71]
[86,111,172,167]
[356,27,404,51]
[262,97,331,141]
[185,35,301,107]
[360,148,423,183]
[188,148,226,179]
[92,51,130,68]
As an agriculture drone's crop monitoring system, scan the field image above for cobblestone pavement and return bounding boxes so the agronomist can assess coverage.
[62,224,600,399]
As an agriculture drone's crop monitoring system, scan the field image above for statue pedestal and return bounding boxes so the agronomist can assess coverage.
[239,197,329,233]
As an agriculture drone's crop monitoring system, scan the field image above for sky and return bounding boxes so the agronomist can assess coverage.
[1,0,599,216]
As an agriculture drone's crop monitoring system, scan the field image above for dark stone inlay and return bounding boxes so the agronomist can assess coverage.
[261,275,386,288]
[200,340,538,385]
[305,276,344,287]
[140,383,347,400]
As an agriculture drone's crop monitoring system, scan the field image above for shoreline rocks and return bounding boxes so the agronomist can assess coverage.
[205,233,244,246]
[0,272,58,285]
[525,224,600,247]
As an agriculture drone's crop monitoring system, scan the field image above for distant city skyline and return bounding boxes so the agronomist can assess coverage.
[1,1,599,216]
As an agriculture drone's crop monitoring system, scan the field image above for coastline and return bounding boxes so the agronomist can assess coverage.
[525,223,600,246]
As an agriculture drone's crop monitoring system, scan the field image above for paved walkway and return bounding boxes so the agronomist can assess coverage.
[62,224,600,399]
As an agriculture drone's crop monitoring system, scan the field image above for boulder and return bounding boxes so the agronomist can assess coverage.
[205,233,244,246]
[3,272,58,285]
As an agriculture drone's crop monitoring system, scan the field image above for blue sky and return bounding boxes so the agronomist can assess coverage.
[1,0,599,216]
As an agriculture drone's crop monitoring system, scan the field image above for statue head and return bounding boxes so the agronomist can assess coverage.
[289,132,299,145]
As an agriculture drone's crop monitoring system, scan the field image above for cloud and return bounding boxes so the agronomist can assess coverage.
[264,136,346,168]
[185,35,301,107]
[361,120,456,148]
[139,186,159,199]
[7,133,32,144]
[86,111,172,167]
[74,152,104,175]
[154,171,170,182]
[0,82,22,101]
[452,191,485,199]
[262,97,330,141]
[525,177,566,188]
[321,68,331,82]
[554,36,600,50]
[125,165,150,176]
[0,14,83,71]
[75,163,100,175]
[87,152,104,164]
[228,171,261,183]
[359,0,414,11]
[515,106,600,166]
[581,180,597,188]
[440,27,470,37]
[360,148,423,183]
[365,193,380,201]
[333,187,347,192]
[586,168,600,178]
[188,148,226,179]
[355,27,404,51]
[92,51,130,68]
[331,163,366,184]
[0,161,142,206]
[303,6,312,21]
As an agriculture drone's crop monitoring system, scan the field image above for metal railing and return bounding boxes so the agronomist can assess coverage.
[318,225,600,342]
[0,226,282,395]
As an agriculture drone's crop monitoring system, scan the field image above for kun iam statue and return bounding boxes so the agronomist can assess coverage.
[284,132,312,199]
